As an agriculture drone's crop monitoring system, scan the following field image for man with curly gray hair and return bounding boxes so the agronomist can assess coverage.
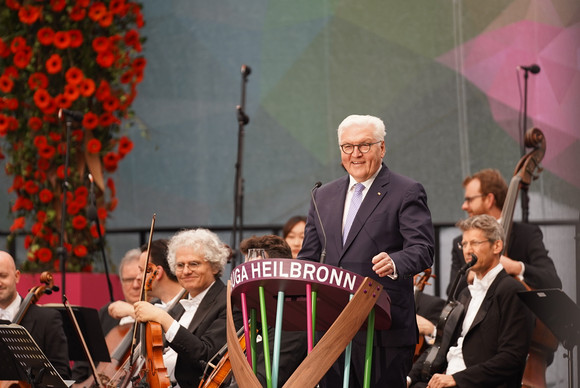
[134,228,232,388]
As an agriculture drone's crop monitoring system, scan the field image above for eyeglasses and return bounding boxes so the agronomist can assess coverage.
[463,194,485,204]
[458,240,491,250]
[340,141,382,154]
[121,277,139,284]
[175,261,203,272]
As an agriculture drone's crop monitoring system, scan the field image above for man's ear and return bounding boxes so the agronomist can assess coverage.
[493,239,504,255]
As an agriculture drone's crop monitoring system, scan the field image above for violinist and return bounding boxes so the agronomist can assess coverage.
[133,229,234,388]
[446,169,561,296]
[0,251,71,379]
[408,215,533,387]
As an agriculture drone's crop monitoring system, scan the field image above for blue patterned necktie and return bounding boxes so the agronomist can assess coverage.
[343,183,364,245]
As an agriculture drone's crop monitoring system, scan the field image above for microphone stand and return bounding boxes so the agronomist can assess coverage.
[231,65,251,269]
[520,68,532,223]
[57,116,73,303]
[88,175,114,303]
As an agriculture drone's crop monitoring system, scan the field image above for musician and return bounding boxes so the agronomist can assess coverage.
[0,251,71,379]
[446,168,561,297]
[408,214,533,387]
[109,239,184,322]
[133,229,233,388]
[299,114,435,387]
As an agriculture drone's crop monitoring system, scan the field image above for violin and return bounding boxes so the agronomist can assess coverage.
[413,269,433,361]
[499,127,558,388]
[13,271,58,324]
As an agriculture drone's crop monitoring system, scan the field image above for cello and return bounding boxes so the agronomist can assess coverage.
[499,127,558,388]
[413,269,434,361]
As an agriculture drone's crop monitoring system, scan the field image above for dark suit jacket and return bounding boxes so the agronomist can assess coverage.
[167,279,230,388]
[447,221,561,297]
[410,270,533,388]
[20,303,71,379]
[299,164,435,348]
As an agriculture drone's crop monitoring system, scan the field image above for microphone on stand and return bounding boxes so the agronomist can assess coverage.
[87,174,98,223]
[517,64,540,74]
[58,108,84,122]
[241,64,252,78]
[311,182,327,264]
[450,253,478,302]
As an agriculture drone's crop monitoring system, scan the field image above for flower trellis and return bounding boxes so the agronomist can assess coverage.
[0,0,146,272]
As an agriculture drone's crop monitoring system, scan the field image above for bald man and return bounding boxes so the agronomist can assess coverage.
[0,251,71,378]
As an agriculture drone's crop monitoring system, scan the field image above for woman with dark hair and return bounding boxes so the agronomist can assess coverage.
[282,215,306,258]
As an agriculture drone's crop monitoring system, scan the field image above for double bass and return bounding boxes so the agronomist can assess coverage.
[499,127,558,388]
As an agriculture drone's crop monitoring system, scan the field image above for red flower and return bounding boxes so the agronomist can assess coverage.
[49,132,62,142]
[99,112,119,126]
[90,223,105,238]
[46,53,63,74]
[18,5,41,24]
[97,207,108,220]
[38,144,56,160]
[50,0,66,12]
[92,36,109,52]
[87,138,102,153]
[0,75,14,93]
[28,117,43,131]
[82,112,99,130]
[65,67,84,85]
[68,30,83,48]
[72,129,84,142]
[64,84,80,102]
[69,5,86,21]
[37,27,55,45]
[9,217,26,232]
[80,78,96,96]
[107,178,116,197]
[0,114,9,136]
[120,70,133,84]
[56,165,70,179]
[75,186,89,197]
[96,80,111,100]
[10,37,27,53]
[28,72,49,90]
[37,248,53,263]
[33,88,51,109]
[33,135,47,148]
[103,96,119,111]
[24,180,39,194]
[88,2,107,21]
[37,158,51,171]
[54,93,71,109]
[6,0,20,11]
[99,12,113,27]
[39,189,54,203]
[74,245,88,258]
[103,152,119,172]
[3,66,18,79]
[53,31,71,49]
[124,29,139,47]
[72,215,87,230]
[118,136,133,157]
[67,202,81,215]
[96,51,115,68]
[13,49,32,68]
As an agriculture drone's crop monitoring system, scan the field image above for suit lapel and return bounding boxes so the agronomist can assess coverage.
[187,280,223,333]
[329,177,349,261]
[467,270,505,332]
[341,165,390,257]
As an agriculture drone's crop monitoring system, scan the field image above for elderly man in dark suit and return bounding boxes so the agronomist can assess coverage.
[409,215,533,387]
[134,228,235,388]
[0,251,71,379]
[299,114,435,388]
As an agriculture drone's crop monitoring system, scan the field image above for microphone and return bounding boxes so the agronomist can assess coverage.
[87,174,98,222]
[517,64,540,74]
[241,64,251,78]
[58,108,84,122]
[449,254,478,302]
[311,182,327,264]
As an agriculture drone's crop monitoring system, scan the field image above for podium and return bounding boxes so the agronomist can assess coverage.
[0,323,68,388]
[518,289,580,388]
[227,259,391,387]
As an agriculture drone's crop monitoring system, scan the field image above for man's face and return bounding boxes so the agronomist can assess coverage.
[120,258,141,304]
[0,252,20,309]
[339,124,385,182]
[461,228,502,279]
[462,179,490,217]
[174,246,217,298]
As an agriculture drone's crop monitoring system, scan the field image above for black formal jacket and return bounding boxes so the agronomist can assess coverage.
[299,164,435,347]
[20,303,71,379]
[410,270,533,388]
[167,279,231,387]
[447,221,562,297]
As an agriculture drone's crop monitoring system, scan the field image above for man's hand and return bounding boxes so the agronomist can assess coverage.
[371,252,395,277]
[416,314,435,337]
[427,373,456,387]
[500,255,523,277]
[108,300,135,319]
[133,301,174,331]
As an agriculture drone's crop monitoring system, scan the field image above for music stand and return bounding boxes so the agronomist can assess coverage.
[518,289,580,388]
[46,304,110,362]
[0,323,68,387]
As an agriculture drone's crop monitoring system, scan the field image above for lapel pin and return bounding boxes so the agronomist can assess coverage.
[377,192,381,196]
